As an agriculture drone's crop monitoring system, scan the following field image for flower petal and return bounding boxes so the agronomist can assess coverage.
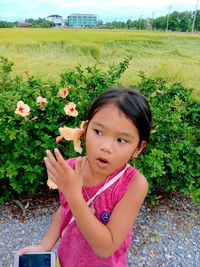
[55,135,64,143]
[36,96,48,106]
[73,137,83,153]
[59,87,69,99]
[64,102,78,117]
[59,126,75,141]
[58,126,84,153]
[47,178,58,189]
[15,101,30,117]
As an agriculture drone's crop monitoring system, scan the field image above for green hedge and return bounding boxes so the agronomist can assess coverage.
[134,73,200,203]
[0,56,130,203]
[0,56,199,204]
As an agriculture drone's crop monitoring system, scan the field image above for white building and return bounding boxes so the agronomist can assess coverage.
[47,15,65,27]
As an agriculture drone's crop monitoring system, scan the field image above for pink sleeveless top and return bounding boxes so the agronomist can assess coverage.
[57,158,138,267]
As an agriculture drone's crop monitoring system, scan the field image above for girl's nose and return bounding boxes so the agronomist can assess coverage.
[100,140,113,153]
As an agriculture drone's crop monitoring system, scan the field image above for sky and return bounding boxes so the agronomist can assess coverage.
[0,0,199,22]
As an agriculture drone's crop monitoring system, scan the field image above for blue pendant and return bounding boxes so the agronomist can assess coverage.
[100,211,111,224]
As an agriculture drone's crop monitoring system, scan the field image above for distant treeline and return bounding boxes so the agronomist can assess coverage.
[0,18,55,28]
[104,10,200,32]
[0,10,200,31]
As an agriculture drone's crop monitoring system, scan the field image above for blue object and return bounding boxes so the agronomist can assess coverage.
[100,211,111,223]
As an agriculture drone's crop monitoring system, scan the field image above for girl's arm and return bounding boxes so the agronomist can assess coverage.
[17,206,62,255]
[44,149,148,258]
[67,173,148,258]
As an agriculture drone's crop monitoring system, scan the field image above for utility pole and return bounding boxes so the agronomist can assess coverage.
[139,15,143,30]
[151,11,155,31]
[192,0,199,32]
[166,5,172,32]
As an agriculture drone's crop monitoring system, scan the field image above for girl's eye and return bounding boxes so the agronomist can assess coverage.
[94,129,102,135]
[117,138,127,144]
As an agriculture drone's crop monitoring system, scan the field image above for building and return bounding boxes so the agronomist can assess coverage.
[67,13,97,28]
[17,22,32,27]
[47,15,65,27]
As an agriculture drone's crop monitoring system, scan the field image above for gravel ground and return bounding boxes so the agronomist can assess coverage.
[0,189,199,267]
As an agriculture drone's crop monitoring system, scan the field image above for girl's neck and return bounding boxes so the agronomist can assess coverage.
[81,157,108,187]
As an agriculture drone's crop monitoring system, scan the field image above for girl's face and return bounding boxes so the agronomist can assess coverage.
[85,103,146,178]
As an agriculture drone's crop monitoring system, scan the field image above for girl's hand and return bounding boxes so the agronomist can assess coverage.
[17,244,47,256]
[44,149,83,199]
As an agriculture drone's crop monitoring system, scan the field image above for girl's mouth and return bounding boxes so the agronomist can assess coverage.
[96,157,109,168]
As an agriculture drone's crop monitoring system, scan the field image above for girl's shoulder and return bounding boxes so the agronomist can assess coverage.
[111,165,146,203]
[115,164,140,186]
[125,164,138,178]
[126,164,148,185]
[111,168,148,219]
[127,169,148,197]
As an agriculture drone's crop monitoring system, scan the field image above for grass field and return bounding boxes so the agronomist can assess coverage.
[0,28,200,98]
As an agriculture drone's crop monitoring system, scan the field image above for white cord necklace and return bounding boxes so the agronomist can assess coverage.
[83,187,96,214]
[83,175,110,215]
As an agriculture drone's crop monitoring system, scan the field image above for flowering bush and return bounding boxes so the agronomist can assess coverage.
[0,56,199,204]
[0,56,130,203]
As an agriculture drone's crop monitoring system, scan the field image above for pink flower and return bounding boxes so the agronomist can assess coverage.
[49,121,86,189]
[15,101,30,117]
[64,102,78,117]
[36,96,48,106]
[59,87,69,99]
[57,122,85,153]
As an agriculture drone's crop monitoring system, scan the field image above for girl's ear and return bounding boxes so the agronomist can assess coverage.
[131,141,147,159]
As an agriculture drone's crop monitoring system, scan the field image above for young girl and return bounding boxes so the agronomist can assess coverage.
[17,87,152,267]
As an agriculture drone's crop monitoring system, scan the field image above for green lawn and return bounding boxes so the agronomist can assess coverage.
[0,28,200,98]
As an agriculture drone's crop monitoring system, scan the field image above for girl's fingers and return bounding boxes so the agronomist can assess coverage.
[46,149,71,175]
[54,148,72,173]
[44,157,59,178]
[17,246,39,256]
[54,148,64,163]
[46,150,58,168]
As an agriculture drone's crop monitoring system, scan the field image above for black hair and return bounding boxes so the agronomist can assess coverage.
[86,87,152,144]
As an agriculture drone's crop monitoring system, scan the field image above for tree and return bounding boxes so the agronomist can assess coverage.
[168,11,180,31]
[104,10,200,32]
[25,18,55,28]
[96,20,104,28]
[179,11,193,32]
[0,21,16,28]
[153,16,166,30]
[126,19,132,29]
[193,10,200,30]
